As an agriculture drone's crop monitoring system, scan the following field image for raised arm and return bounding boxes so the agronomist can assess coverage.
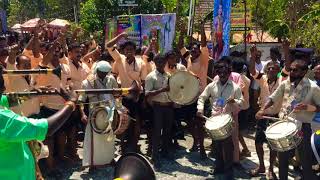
[32,29,41,58]
[106,32,128,48]
[7,45,19,65]
[249,45,258,76]
[200,21,207,47]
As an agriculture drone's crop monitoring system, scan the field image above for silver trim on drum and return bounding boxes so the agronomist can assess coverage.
[205,114,234,140]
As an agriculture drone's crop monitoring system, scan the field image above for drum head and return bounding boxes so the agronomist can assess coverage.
[95,110,109,130]
[205,114,232,130]
[266,121,297,139]
[168,71,200,105]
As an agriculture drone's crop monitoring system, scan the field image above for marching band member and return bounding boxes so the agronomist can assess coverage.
[32,39,72,176]
[79,61,119,172]
[179,22,209,158]
[107,32,148,153]
[197,56,244,178]
[145,54,173,168]
[65,43,90,160]
[231,58,251,159]
[256,56,320,180]
[249,46,281,179]
[0,66,78,179]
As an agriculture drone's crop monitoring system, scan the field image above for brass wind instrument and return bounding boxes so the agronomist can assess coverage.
[3,67,62,79]
[4,81,141,102]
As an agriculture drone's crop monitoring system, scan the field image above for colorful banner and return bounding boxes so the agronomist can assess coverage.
[0,10,7,34]
[231,2,252,32]
[213,0,231,59]
[141,14,176,54]
[116,15,141,46]
[105,18,117,42]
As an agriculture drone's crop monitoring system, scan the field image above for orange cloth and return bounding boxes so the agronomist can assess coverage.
[22,49,43,69]
[108,47,147,88]
[33,62,71,110]
[181,47,209,92]
[5,63,40,117]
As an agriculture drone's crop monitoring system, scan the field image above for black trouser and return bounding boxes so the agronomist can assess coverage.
[122,96,143,152]
[152,104,174,159]
[278,123,317,180]
[212,136,234,175]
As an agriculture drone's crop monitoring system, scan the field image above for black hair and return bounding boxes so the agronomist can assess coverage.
[99,52,114,62]
[164,50,176,60]
[122,41,136,50]
[218,56,232,66]
[154,53,167,64]
[68,43,81,52]
[270,46,281,57]
[40,42,53,51]
[16,55,29,65]
[135,47,142,55]
[232,57,247,73]
[146,51,154,62]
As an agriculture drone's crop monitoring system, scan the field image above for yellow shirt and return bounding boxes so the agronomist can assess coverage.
[108,47,148,88]
[6,63,40,117]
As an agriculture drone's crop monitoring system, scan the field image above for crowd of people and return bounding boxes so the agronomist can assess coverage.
[0,20,320,180]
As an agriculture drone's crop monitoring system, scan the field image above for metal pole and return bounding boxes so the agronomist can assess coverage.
[244,0,247,60]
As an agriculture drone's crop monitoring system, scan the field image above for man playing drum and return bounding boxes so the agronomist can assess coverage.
[78,61,120,172]
[197,56,244,178]
[249,46,282,179]
[179,22,209,158]
[107,32,148,153]
[256,55,320,180]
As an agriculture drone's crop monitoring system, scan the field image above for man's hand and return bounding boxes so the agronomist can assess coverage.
[250,44,257,60]
[8,44,19,57]
[197,111,204,118]
[59,88,78,102]
[226,98,236,104]
[282,39,290,50]
[161,84,170,92]
[294,103,308,111]
[81,114,88,124]
[255,109,265,120]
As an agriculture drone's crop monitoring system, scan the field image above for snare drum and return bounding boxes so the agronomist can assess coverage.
[205,113,233,140]
[265,120,302,152]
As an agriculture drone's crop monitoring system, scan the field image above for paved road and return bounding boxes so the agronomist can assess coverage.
[43,130,304,180]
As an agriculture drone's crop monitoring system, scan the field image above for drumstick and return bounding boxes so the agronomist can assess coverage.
[261,116,281,121]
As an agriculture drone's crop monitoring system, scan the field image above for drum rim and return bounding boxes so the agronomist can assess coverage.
[167,71,200,105]
[114,152,156,180]
[89,106,112,134]
[265,120,298,139]
[205,114,233,129]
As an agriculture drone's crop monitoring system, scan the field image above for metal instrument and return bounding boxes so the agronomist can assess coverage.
[3,66,62,79]
[265,119,302,152]
[167,71,200,105]
[114,153,156,180]
[204,113,234,140]
[3,81,141,101]
[89,106,114,135]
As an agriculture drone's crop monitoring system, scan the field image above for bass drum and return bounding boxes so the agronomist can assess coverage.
[112,110,130,136]
[167,71,200,105]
